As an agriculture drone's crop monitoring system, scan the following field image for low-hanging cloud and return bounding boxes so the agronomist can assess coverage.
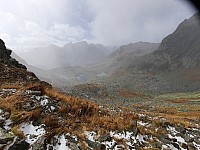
[0,0,196,51]
[87,0,196,46]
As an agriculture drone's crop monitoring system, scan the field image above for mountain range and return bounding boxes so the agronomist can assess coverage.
[18,41,114,69]
[12,12,200,92]
[0,12,200,150]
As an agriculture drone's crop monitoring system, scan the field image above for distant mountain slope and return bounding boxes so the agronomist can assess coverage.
[87,41,160,74]
[136,12,200,72]
[19,41,112,69]
[107,12,200,92]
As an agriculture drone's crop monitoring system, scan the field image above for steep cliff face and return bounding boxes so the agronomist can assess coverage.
[0,39,26,69]
[138,12,200,72]
[157,12,200,68]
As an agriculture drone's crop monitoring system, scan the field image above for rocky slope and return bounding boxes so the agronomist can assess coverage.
[0,39,26,70]
[1,39,200,149]
[101,12,200,93]
[87,42,160,74]
[136,12,200,72]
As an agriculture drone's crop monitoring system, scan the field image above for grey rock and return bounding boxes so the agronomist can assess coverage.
[67,142,80,150]
[98,134,112,142]
[0,39,6,50]
[8,139,30,150]
[181,143,188,149]
[151,141,162,149]
[0,39,26,69]
[131,128,139,136]
[86,139,106,150]
[31,135,46,150]
[0,137,14,144]
[0,128,15,145]
[194,138,200,145]
[187,142,197,150]
[184,135,193,142]
[175,126,186,134]
[158,136,171,144]
[171,142,180,149]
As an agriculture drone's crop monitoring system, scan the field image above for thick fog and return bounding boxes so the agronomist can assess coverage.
[0,0,196,51]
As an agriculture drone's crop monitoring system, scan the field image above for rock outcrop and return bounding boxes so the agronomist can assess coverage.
[137,12,200,72]
[0,39,26,69]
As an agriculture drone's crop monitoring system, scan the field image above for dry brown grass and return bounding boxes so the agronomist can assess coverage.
[0,94,24,111]
[0,84,140,139]
[11,125,24,139]
[144,106,200,128]
[44,115,59,127]
[30,109,42,120]
[167,98,200,103]
[0,83,23,89]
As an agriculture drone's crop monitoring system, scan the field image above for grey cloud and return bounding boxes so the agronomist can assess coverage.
[0,0,197,50]
[87,0,196,46]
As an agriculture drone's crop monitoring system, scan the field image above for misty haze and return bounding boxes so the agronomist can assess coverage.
[0,0,200,149]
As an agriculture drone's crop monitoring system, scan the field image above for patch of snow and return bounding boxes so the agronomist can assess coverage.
[138,114,146,118]
[53,135,70,150]
[102,139,116,149]
[136,134,145,144]
[3,89,17,93]
[41,98,48,106]
[85,131,96,142]
[0,109,4,120]
[50,106,56,111]
[20,122,45,144]
[167,126,179,135]
[137,121,149,126]
[4,119,12,130]
[175,136,185,143]
[110,131,132,140]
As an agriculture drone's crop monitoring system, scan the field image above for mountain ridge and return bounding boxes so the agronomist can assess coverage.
[18,41,113,69]
[136,12,200,72]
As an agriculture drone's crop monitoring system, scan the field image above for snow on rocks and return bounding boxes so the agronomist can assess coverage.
[3,119,12,130]
[46,134,79,150]
[20,122,45,144]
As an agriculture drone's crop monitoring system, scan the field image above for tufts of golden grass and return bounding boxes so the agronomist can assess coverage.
[0,94,24,112]
[144,105,200,128]
[0,83,23,89]
[11,125,24,139]
[0,82,141,142]
[117,88,146,98]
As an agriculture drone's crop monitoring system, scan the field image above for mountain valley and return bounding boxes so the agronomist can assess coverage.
[0,12,200,150]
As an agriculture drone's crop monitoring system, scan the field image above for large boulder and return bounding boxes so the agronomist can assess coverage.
[0,39,26,69]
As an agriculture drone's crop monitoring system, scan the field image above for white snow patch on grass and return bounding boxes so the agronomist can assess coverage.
[137,121,149,126]
[167,126,179,135]
[85,131,96,142]
[110,131,132,140]
[20,122,45,144]
[3,89,17,93]
[53,135,70,150]
[41,98,49,106]
[4,119,12,130]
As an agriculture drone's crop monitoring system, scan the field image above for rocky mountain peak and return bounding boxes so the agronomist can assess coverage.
[0,39,26,69]
[158,12,200,54]
[138,12,200,72]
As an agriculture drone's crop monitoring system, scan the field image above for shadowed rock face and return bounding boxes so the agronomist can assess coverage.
[0,39,26,69]
[137,12,200,72]
[0,39,11,62]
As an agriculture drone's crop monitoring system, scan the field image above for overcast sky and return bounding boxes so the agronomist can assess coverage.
[0,0,197,51]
